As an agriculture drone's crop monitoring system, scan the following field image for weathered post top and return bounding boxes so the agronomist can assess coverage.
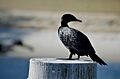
[28,58,97,79]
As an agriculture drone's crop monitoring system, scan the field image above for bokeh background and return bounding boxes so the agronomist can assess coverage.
[0,0,120,79]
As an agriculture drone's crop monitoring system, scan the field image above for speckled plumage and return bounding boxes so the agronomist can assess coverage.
[58,27,77,49]
[58,14,107,65]
[58,25,95,56]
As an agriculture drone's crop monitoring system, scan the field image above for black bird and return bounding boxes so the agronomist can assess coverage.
[0,40,33,54]
[13,40,33,51]
[58,14,107,65]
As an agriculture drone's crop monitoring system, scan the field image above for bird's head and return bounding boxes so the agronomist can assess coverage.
[14,40,23,46]
[61,14,82,23]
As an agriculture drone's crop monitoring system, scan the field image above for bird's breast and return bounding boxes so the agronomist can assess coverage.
[58,27,77,48]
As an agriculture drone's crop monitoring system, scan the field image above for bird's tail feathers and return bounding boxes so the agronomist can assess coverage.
[89,54,107,65]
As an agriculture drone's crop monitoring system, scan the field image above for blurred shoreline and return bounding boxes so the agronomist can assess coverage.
[0,10,120,32]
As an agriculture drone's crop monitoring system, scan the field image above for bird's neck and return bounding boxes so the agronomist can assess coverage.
[61,20,69,27]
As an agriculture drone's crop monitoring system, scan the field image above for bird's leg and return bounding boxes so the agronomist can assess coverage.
[77,55,80,60]
[68,53,73,60]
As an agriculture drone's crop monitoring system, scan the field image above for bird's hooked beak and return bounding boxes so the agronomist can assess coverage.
[76,19,82,22]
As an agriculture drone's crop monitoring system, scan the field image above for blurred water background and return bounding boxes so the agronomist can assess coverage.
[0,0,120,79]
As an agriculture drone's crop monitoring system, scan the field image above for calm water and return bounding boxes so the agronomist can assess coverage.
[0,57,29,79]
[0,57,120,79]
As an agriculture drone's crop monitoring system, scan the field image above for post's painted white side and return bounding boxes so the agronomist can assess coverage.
[28,58,97,79]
